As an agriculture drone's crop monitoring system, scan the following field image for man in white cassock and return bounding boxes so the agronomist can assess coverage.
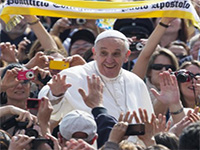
[38,30,154,126]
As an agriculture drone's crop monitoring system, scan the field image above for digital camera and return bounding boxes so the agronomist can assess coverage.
[1,115,53,149]
[174,69,195,83]
[1,115,38,138]
[17,69,35,80]
[130,41,144,51]
[70,18,86,26]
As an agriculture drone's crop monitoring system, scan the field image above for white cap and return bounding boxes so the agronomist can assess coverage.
[95,30,128,44]
[59,110,97,142]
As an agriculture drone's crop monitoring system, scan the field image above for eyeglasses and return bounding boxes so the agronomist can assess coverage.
[150,64,176,71]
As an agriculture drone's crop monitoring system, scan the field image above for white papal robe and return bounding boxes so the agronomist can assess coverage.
[38,61,154,122]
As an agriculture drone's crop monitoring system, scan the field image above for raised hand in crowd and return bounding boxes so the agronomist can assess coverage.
[50,17,73,36]
[107,121,128,145]
[37,97,53,137]
[118,111,134,124]
[25,51,53,69]
[0,67,21,92]
[17,37,31,62]
[63,139,95,150]
[151,71,185,124]
[31,66,51,87]
[169,106,200,137]
[23,15,58,50]
[47,74,71,97]
[132,17,175,79]
[133,108,171,147]
[0,42,18,64]
[66,54,86,67]
[45,133,61,150]
[78,74,103,109]
[0,105,37,128]
[8,130,35,150]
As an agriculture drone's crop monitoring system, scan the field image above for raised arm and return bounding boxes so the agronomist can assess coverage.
[132,18,174,79]
[23,15,57,50]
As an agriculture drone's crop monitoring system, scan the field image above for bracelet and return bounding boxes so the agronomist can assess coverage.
[159,21,169,28]
[169,107,184,115]
[28,18,40,25]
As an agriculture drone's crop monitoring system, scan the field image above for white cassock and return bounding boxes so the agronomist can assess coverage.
[39,60,154,122]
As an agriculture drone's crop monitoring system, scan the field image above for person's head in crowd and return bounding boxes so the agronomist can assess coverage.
[58,110,98,148]
[92,29,131,78]
[113,18,154,60]
[44,49,68,76]
[146,48,179,90]
[154,132,179,150]
[1,63,30,109]
[179,121,200,150]
[28,35,66,59]
[145,144,170,150]
[0,129,11,150]
[177,60,200,108]
[166,41,190,61]
[189,33,200,60]
[119,140,144,150]
[68,29,95,59]
[153,18,189,47]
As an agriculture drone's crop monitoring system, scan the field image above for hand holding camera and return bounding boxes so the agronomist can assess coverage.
[17,69,35,80]
[1,67,21,92]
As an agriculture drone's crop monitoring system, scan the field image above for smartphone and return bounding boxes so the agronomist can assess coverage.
[49,60,69,70]
[26,98,41,109]
[125,123,145,136]
[32,138,54,149]
[17,69,35,80]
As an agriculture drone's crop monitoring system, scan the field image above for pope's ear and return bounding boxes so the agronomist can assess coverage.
[92,47,95,54]
[92,47,96,58]
[124,50,131,63]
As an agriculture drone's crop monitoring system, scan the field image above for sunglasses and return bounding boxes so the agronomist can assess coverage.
[150,64,176,71]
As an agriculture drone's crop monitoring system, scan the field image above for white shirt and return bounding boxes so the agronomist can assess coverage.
[39,61,154,122]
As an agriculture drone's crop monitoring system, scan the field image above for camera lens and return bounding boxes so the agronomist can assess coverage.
[25,128,39,138]
[176,73,189,82]
[76,19,86,25]
[26,71,34,79]
[136,42,144,51]
[175,70,191,83]
[130,42,144,51]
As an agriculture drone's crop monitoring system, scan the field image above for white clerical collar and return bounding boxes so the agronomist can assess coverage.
[94,61,123,82]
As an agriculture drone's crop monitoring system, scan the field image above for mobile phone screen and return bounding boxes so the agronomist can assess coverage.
[26,98,41,109]
[125,123,145,136]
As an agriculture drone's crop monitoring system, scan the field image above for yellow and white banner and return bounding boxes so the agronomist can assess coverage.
[0,0,200,28]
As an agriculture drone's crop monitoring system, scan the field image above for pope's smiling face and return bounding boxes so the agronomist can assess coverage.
[93,37,130,78]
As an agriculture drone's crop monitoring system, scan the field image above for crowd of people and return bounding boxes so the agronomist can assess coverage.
[0,0,200,150]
